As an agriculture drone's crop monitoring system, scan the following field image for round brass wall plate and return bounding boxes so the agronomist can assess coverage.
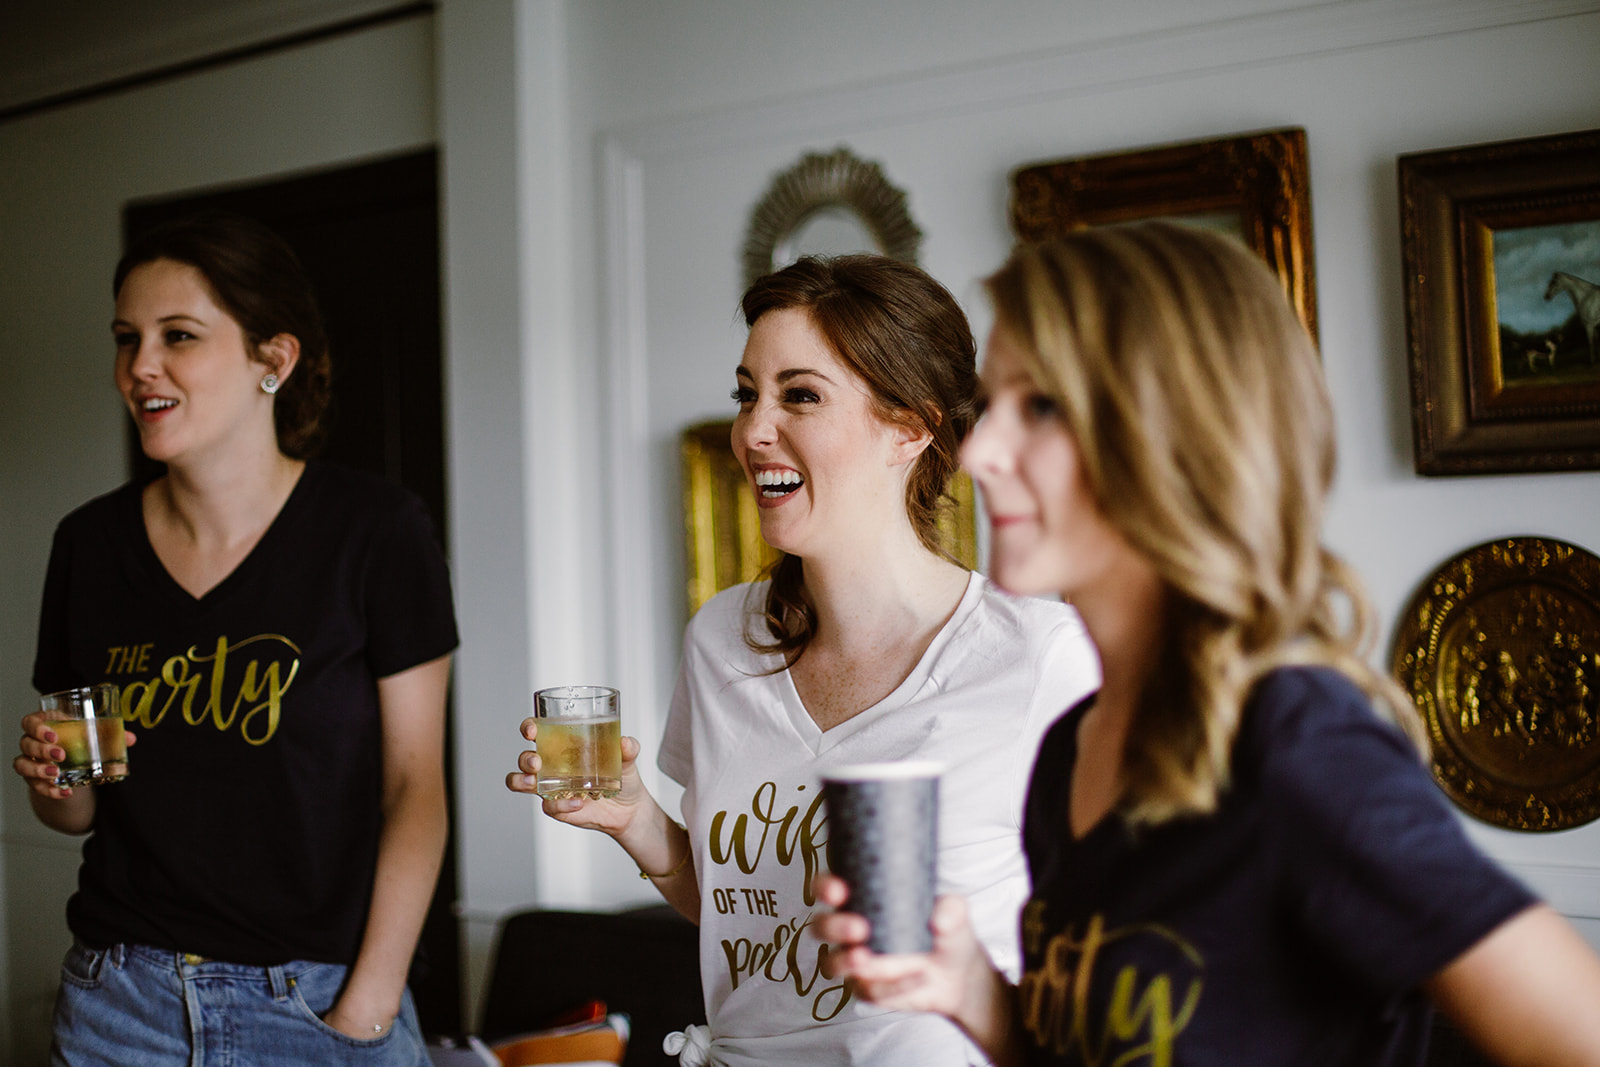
[1393,537,1600,831]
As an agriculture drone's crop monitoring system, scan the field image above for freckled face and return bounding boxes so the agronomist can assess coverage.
[730,308,910,559]
[960,326,1127,600]
[112,259,275,467]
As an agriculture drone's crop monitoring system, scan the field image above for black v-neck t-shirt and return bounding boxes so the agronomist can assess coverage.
[1016,667,1533,1066]
[33,461,459,965]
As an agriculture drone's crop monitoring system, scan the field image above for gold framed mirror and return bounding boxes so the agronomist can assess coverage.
[1010,127,1318,342]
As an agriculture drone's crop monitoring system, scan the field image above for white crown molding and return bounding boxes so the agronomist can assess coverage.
[0,0,420,114]
[606,0,1600,161]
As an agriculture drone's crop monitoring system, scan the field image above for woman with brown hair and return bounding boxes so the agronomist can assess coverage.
[15,212,457,1065]
[818,222,1600,1065]
[509,254,1099,1065]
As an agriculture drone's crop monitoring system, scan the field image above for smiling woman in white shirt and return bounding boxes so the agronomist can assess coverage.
[508,254,1099,1067]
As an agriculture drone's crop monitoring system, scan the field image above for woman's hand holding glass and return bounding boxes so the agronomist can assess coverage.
[508,712,698,923]
[13,710,136,801]
[507,718,650,838]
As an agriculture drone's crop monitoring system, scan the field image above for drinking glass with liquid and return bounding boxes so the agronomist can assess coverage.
[533,686,621,800]
[40,684,128,786]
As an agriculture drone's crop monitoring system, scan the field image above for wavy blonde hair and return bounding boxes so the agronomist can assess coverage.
[985,222,1422,825]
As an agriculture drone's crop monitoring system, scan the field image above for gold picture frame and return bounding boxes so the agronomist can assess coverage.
[1010,127,1318,341]
[680,420,977,615]
[1398,128,1600,475]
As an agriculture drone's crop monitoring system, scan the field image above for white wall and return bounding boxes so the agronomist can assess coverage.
[0,15,436,1061]
[436,0,623,1026]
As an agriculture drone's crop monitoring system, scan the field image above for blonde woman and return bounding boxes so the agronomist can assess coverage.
[819,223,1600,1066]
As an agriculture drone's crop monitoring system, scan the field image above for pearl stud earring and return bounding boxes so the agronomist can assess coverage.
[260,374,280,395]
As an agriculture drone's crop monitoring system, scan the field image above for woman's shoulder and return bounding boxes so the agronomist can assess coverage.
[1241,665,1419,788]
[970,578,1101,716]
[689,580,766,628]
[684,581,769,646]
[1247,666,1381,732]
[965,577,1092,658]
[299,460,420,510]
[682,581,776,672]
[291,462,439,533]
[54,480,143,539]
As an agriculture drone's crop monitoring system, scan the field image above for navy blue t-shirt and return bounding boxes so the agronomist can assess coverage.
[1017,666,1534,1066]
[33,462,459,966]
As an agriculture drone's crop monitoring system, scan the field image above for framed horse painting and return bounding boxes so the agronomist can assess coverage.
[1399,128,1600,475]
[1009,127,1318,342]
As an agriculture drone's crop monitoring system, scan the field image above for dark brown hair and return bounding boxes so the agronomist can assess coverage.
[115,211,332,459]
[740,254,978,658]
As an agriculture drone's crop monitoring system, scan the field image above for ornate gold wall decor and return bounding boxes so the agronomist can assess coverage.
[1393,537,1600,831]
[681,421,776,615]
[680,419,978,615]
[1398,128,1600,475]
[1010,127,1318,342]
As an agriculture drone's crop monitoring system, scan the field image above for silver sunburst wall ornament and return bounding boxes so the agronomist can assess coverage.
[741,146,923,289]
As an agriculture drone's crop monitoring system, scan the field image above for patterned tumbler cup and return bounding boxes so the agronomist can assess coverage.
[822,761,942,954]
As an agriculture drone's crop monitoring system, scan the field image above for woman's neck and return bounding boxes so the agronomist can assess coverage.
[1069,555,1168,734]
[153,446,305,551]
[785,519,971,732]
[798,520,970,655]
[1063,559,1167,837]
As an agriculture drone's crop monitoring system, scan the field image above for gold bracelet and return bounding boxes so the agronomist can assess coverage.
[638,826,691,880]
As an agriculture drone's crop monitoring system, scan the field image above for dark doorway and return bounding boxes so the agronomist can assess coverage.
[122,149,461,1035]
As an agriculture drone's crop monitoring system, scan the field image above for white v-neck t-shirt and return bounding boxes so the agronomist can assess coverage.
[659,573,1100,1066]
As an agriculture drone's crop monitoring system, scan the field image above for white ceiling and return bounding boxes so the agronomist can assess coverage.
[0,0,419,116]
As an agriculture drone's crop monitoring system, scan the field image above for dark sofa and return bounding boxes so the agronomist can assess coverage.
[478,904,705,1067]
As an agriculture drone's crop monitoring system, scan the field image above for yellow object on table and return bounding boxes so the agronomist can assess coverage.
[490,1013,628,1066]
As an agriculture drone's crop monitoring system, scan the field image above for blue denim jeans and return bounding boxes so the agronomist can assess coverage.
[51,942,428,1066]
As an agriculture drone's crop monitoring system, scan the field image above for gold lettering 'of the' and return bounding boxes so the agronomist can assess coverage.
[708,782,829,903]
[119,634,300,746]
